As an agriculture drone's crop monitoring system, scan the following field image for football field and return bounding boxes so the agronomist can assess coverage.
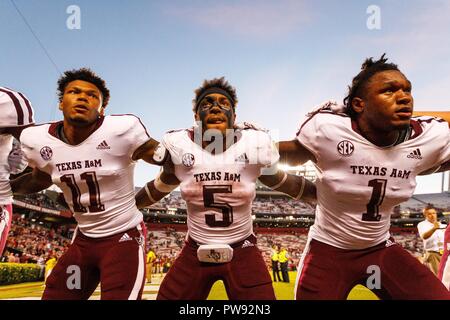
[0,271,378,300]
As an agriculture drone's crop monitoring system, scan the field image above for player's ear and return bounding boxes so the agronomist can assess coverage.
[351,97,364,114]
[194,113,200,122]
[58,101,63,111]
[99,106,105,116]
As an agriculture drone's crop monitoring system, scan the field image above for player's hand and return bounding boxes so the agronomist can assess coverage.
[433,221,440,230]
[7,139,28,175]
[307,100,346,116]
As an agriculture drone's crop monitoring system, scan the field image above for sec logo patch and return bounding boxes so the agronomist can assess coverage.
[337,140,354,156]
[182,153,195,167]
[40,146,53,161]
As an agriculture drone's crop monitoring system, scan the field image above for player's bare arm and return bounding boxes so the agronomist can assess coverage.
[0,125,33,140]
[259,169,316,204]
[131,137,164,164]
[10,167,53,195]
[414,111,450,126]
[277,140,315,166]
[420,221,440,240]
[135,158,180,208]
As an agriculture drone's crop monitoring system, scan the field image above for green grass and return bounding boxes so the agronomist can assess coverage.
[0,282,44,299]
[207,271,379,300]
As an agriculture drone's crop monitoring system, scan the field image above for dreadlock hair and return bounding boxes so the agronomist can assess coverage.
[57,68,110,108]
[192,77,238,113]
[343,54,400,119]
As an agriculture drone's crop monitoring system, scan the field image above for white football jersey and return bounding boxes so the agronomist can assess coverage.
[0,87,35,204]
[0,87,34,128]
[20,115,150,238]
[0,135,13,204]
[296,111,450,249]
[162,125,279,245]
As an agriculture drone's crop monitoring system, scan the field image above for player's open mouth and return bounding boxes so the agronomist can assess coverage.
[395,107,412,117]
[207,116,226,124]
[73,105,89,112]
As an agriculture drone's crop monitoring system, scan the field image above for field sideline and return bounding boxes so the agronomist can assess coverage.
[0,271,378,300]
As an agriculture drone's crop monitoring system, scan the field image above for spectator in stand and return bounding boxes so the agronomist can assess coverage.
[418,205,446,276]
[37,254,46,279]
[7,252,15,263]
[271,245,281,282]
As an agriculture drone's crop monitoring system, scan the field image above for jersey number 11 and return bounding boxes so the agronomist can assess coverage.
[60,172,105,213]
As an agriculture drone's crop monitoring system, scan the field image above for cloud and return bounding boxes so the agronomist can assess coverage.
[163,0,311,39]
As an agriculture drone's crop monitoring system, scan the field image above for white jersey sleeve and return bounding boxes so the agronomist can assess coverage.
[161,129,186,166]
[20,124,52,171]
[0,87,35,128]
[411,117,450,173]
[0,135,13,204]
[295,112,330,163]
[0,87,35,204]
[109,114,151,160]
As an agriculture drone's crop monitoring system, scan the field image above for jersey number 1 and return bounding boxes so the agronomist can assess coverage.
[361,179,387,221]
[60,172,105,213]
[203,185,233,227]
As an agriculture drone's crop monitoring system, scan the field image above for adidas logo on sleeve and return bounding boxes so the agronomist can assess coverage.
[97,140,111,150]
[407,148,422,160]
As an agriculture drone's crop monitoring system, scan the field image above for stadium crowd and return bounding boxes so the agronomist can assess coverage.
[2,215,70,264]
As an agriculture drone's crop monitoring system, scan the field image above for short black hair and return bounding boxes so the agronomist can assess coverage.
[343,54,400,119]
[57,68,110,108]
[192,77,238,112]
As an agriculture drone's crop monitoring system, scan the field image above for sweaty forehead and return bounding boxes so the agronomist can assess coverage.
[65,80,101,93]
[367,70,410,86]
[203,93,229,100]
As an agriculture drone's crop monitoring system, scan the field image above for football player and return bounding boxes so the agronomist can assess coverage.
[11,68,162,300]
[135,77,315,300]
[278,55,450,299]
[0,87,34,255]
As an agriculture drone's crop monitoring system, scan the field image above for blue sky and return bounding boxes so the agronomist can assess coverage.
[1,0,449,193]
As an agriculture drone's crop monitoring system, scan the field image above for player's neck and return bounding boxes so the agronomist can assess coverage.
[357,121,402,147]
[61,119,100,145]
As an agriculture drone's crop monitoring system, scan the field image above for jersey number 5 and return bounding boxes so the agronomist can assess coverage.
[60,172,105,213]
[203,185,233,227]
[361,179,387,221]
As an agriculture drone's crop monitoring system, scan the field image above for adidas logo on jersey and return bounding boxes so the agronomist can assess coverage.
[241,240,254,248]
[407,148,422,160]
[119,233,132,243]
[235,153,249,163]
[96,140,111,150]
